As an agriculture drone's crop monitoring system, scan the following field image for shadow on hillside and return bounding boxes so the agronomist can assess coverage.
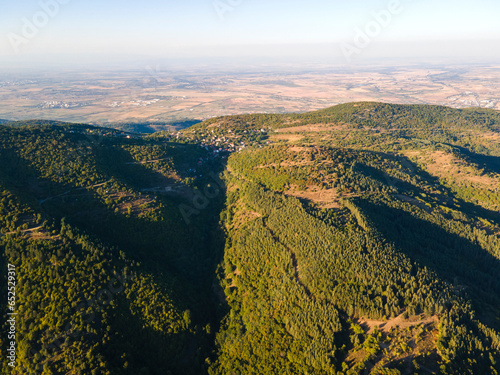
[0,139,227,375]
[362,151,500,224]
[455,145,500,174]
[93,139,207,189]
[357,198,500,331]
[102,295,205,375]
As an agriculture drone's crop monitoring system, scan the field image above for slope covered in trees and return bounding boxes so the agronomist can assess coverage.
[1,102,500,374]
[212,145,499,374]
[0,123,224,374]
[190,103,500,374]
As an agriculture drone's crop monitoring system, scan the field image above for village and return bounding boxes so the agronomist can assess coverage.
[172,126,270,154]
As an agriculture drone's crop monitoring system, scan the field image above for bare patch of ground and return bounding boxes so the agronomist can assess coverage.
[1,226,59,241]
[481,132,500,141]
[284,184,341,208]
[29,231,60,241]
[269,133,304,142]
[275,123,348,133]
[356,313,438,335]
[254,159,315,169]
[116,196,156,215]
[404,150,500,188]
[288,146,309,153]
[347,314,440,374]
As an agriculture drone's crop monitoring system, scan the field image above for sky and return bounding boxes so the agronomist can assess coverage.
[1,0,500,67]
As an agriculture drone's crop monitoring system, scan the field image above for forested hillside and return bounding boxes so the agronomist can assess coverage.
[2,102,500,374]
[187,103,500,374]
[0,123,224,374]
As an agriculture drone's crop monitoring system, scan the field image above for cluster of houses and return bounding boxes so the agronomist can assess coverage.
[39,101,83,109]
[172,126,269,154]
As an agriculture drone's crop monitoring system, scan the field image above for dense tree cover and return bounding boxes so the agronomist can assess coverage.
[288,103,500,157]
[0,189,40,233]
[0,123,224,374]
[2,102,500,374]
[211,177,499,373]
[190,114,285,133]
[212,205,343,374]
[209,107,500,373]
[1,226,194,375]
[213,177,500,374]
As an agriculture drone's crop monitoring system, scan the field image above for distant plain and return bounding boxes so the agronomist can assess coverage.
[1,63,499,128]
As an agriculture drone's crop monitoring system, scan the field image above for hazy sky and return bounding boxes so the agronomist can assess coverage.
[1,0,500,66]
